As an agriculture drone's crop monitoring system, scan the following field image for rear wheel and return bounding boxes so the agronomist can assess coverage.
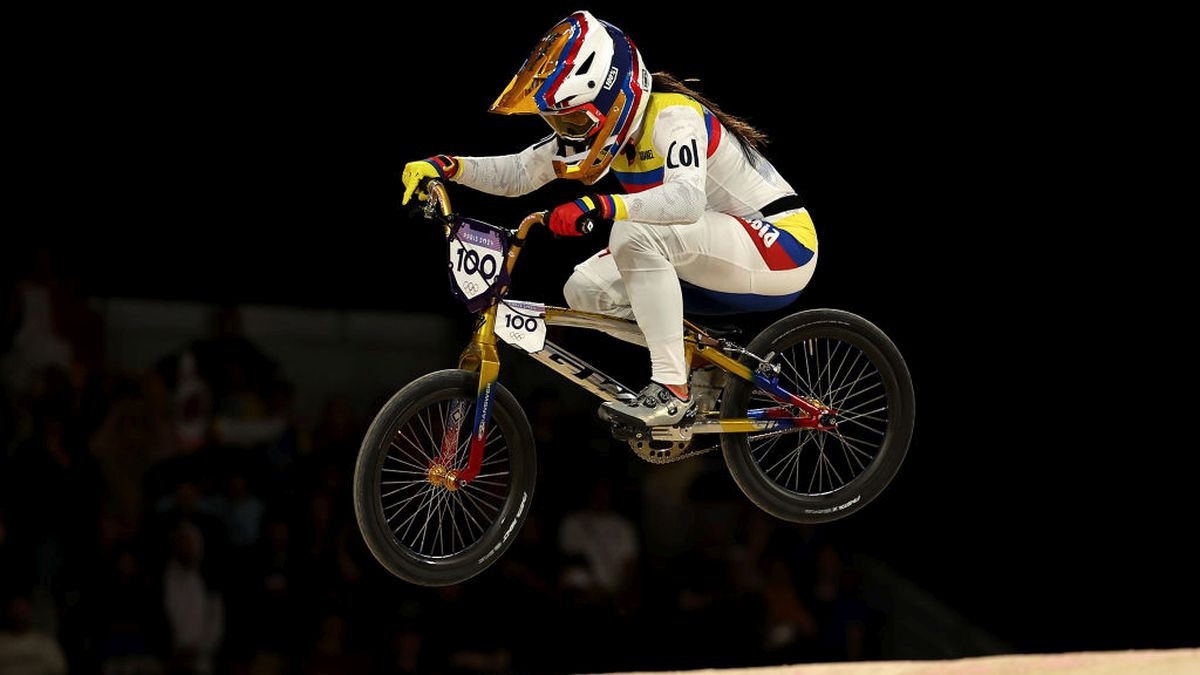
[720,309,914,523]
[353,369,536,586]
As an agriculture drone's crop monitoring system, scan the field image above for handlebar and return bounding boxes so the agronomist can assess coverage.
[416,178,593,238]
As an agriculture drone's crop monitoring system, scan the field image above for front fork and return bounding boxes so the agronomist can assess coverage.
[431,306,501,490]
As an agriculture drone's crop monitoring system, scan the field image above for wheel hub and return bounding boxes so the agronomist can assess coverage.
[427,464,461,491]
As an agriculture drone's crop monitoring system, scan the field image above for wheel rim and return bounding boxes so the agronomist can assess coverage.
[379,396,513,559]
[746,332,891,497]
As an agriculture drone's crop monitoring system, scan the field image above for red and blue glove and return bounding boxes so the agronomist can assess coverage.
[548,194,624,237]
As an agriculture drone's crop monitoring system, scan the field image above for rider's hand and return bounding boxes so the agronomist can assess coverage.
[549,195,615,236]
[401,155,460,205]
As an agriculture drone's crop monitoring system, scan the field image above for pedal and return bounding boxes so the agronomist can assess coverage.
[596,404,629,425]
[600,405,696,442]
[597,403,650,431]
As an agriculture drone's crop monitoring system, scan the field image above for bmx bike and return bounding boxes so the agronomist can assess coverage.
[353,180,915,586]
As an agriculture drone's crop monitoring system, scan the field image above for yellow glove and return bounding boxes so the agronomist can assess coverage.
[401,155,461,205]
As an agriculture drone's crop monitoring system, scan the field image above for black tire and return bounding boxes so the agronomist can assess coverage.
[353,369,536,586]
[720,309,914,523]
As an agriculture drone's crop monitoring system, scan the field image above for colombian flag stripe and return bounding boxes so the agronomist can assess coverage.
[704,110,721,157]
[621,181,663,193]
[734,216,815,271]
[422,159,443,178]
[774,210,818,252]
[597,194,616,219]
[424,155,458,179]
[774,232,815,267]
[609,194,627,220]
[611,168,662,184]
[612,167,664,193]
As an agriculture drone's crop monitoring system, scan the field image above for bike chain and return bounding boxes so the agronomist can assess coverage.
[627,437,721,464]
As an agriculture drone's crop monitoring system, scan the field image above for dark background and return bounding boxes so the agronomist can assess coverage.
[4,4,1193,674]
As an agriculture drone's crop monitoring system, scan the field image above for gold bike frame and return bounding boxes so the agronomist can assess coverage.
[425,179,825,438]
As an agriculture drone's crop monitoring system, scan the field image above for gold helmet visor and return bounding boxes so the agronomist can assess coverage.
[489,22,574,115]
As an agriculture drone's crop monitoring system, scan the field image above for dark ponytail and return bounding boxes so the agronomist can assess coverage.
[651,71,770,159]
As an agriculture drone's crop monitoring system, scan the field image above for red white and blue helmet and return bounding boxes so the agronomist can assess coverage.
[490,10,652,185]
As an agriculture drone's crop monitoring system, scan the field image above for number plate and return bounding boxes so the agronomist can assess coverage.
[495,300,547,353]
[449,225,504,303]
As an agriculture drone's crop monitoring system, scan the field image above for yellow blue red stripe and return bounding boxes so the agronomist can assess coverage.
[704,110,721,157]
[537,16,587,109]
[612,166,664,191]
[423,154,459,179]
[734,210,817,271]
[609,93,721,194]
[573,195,599,213]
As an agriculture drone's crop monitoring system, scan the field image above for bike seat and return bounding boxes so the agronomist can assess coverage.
[680,279,803,317]
[691,322,743,339]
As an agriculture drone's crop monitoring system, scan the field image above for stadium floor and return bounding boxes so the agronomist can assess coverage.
[608,648,1199,674]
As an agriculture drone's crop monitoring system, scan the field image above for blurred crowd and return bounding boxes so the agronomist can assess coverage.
[1,251,878,674]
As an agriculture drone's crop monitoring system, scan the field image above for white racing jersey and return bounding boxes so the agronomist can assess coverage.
[450,92,800,225]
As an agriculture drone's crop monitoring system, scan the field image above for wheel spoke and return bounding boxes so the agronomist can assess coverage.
[393,428,434,466]
[825,340,854,403]
[459,483,503,518]
[833,429,874,470]
[834,428,867,474]
[837,393,888,418]
[819,338,836,403]
[468,478,509,488]
[453,491,488,539]
[385,451,429,473]
[381,467,428,476]
[394,485,436,539]
[838,414,888,437]
[763,438,799,476]
[837,407,888,427]
[384,484,433,522]
[781,349,819,400]
[825,362,874,404]
[751,432,784,456]
[461,483,507,504]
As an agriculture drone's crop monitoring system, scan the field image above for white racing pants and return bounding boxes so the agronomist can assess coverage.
[563,207,818,385]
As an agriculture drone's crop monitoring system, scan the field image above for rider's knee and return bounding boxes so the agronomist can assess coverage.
[609,220,663,263]
[563,270,598,312]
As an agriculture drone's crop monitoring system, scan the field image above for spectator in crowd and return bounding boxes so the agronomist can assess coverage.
[190,306,279,420]
[0,594,67,675]
[90,545,163,674]
[250,517,300,660]
[1,249,76,399]
[161,522,224,674]
[90,375,178,531]
[558,477,639,602]
[303,613,369,675]
[213,472,264,551]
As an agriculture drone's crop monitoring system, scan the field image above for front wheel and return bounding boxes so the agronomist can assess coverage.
[353,369,536,586]
[720,309,914,523]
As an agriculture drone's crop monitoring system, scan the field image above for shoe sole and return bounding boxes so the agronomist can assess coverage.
[598,402,694,430]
